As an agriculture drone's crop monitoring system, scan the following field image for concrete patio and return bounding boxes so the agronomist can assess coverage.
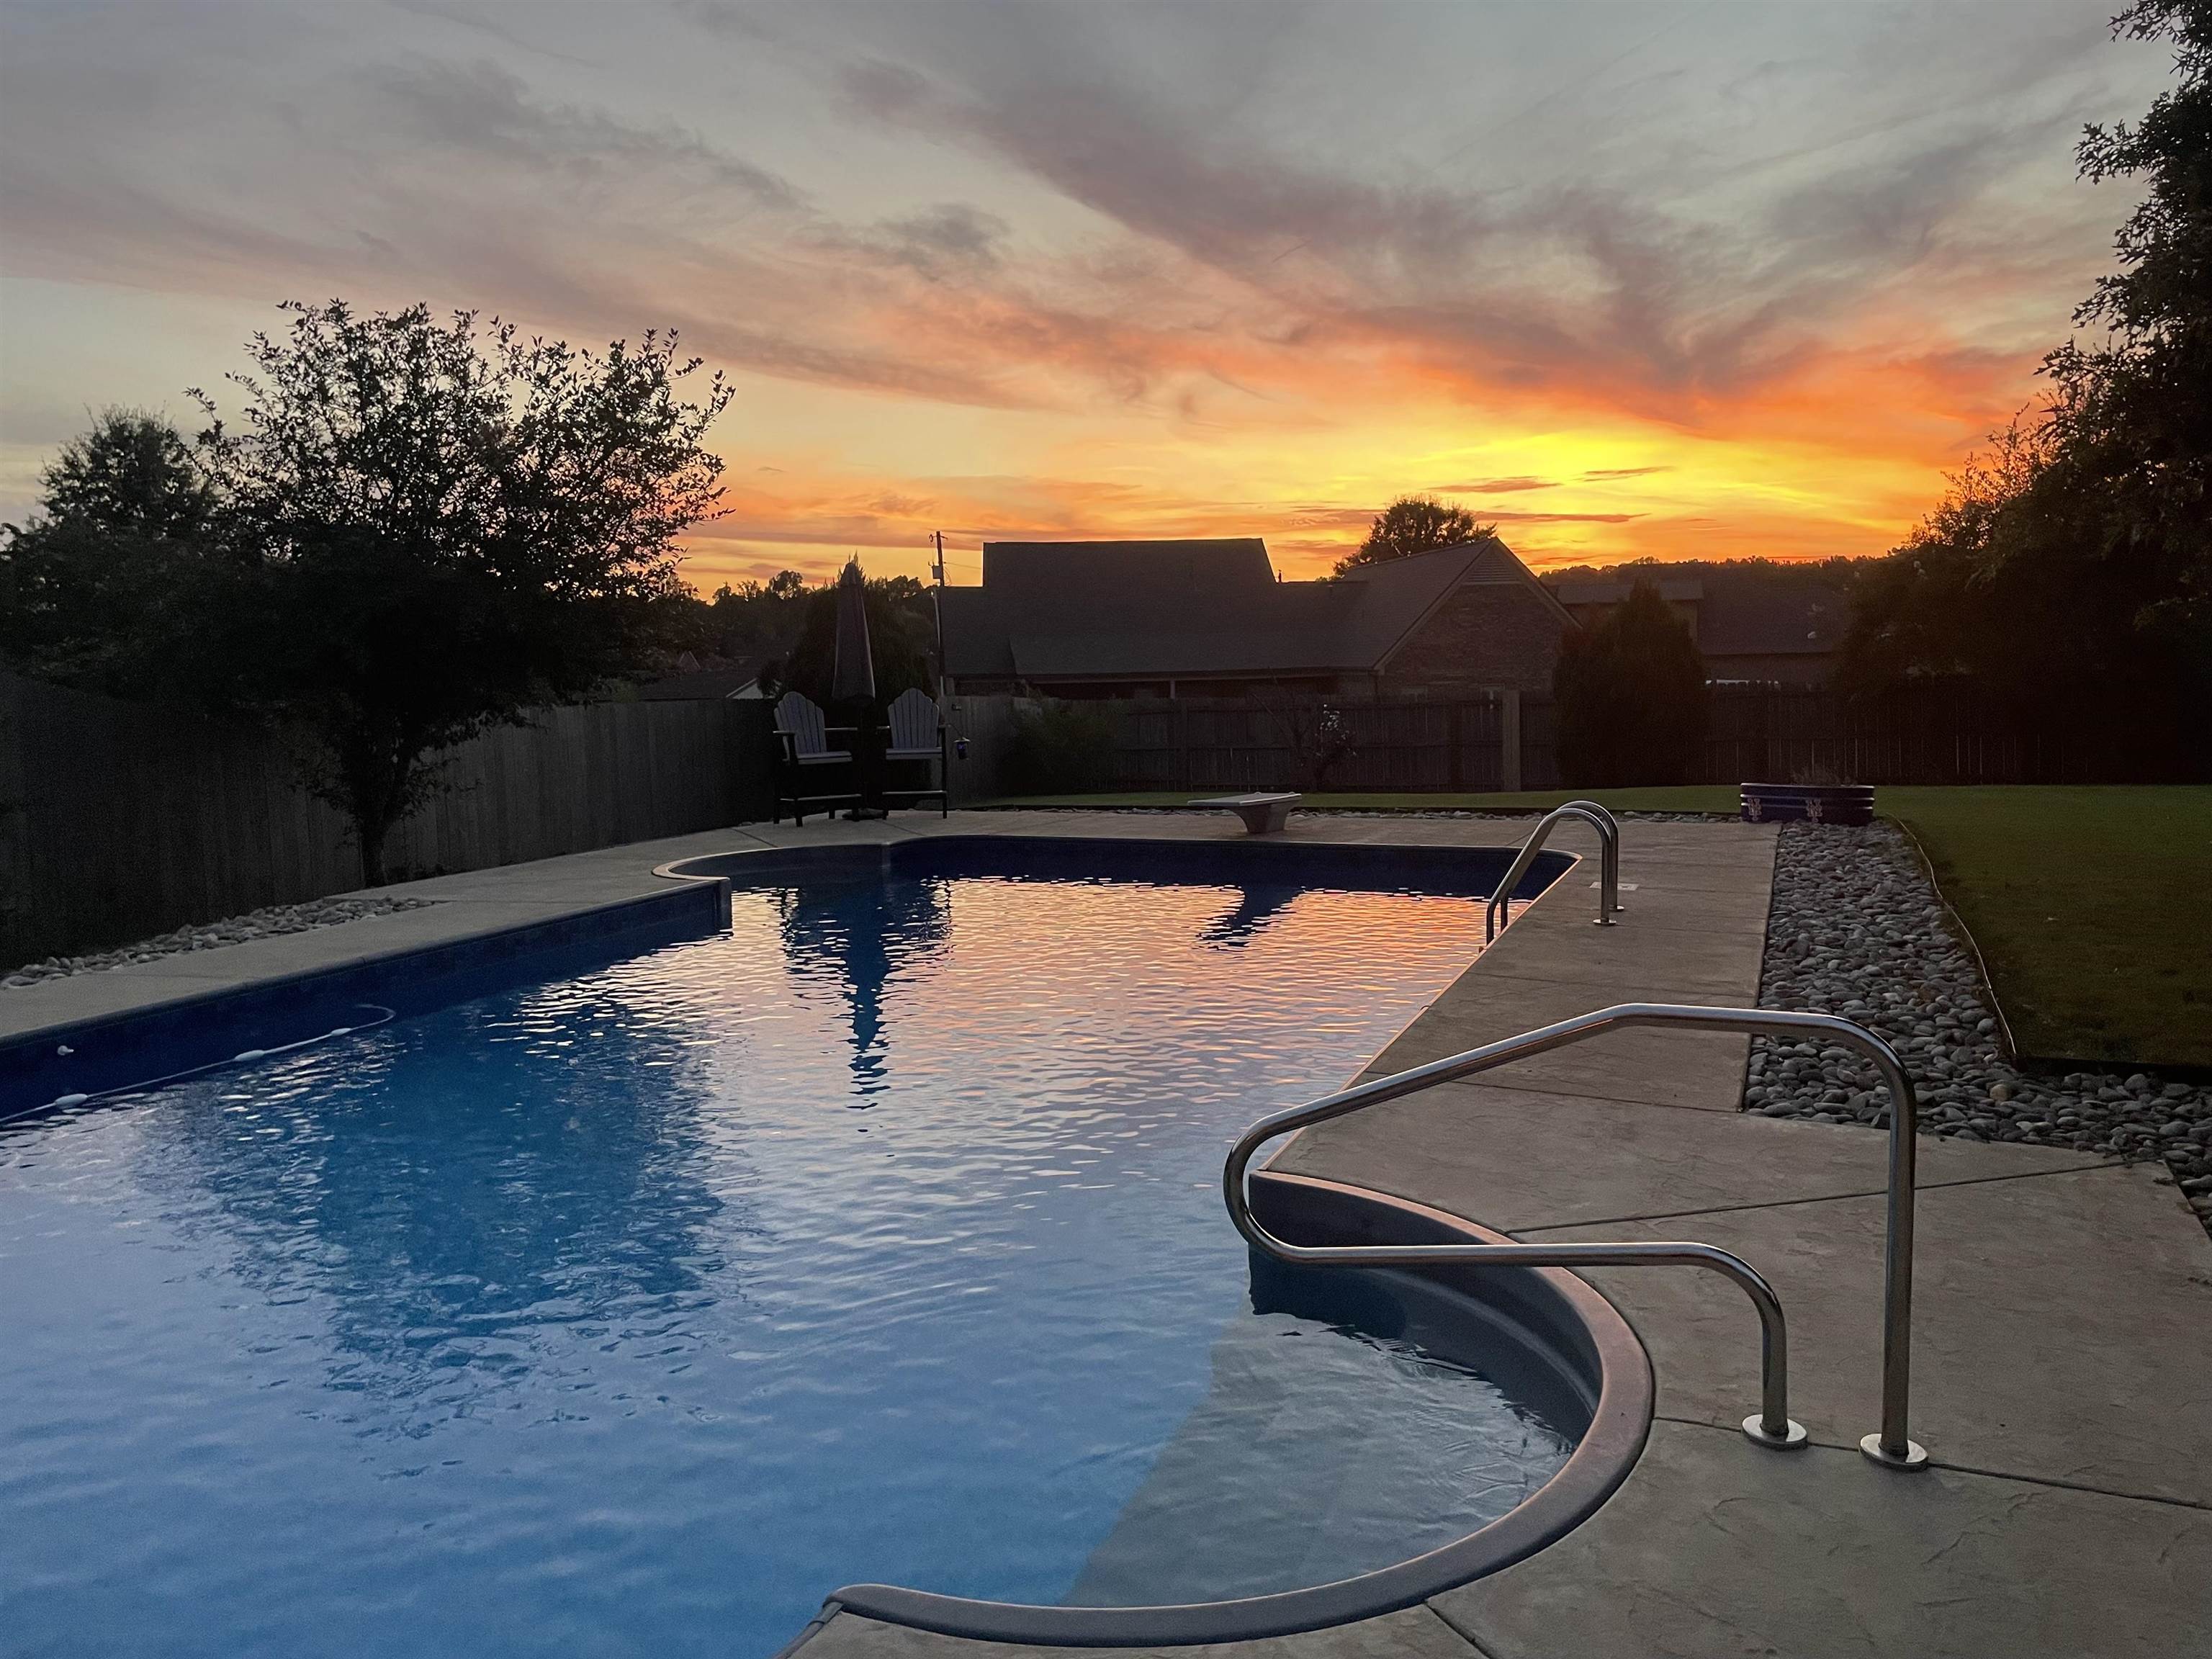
[6,808,2207,1657]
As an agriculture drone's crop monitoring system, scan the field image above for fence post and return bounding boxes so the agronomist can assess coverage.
[1499,689,1522,793]
[1447,702,1464,791]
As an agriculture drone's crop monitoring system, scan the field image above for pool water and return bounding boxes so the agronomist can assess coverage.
[1,868,1578,1657]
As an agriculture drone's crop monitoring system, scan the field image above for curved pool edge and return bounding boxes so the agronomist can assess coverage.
[809,1170,1655,1647]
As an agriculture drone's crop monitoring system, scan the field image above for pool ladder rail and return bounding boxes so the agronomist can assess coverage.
[1487,800,1622,943]
[1223,1002,1930,1470]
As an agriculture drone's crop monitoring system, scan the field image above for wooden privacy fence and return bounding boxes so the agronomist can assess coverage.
[1062,683,2173,795]
[1696,684,2157,786]
[0,673,773,966]
[1088,696,1517,793]
[940,693,1028,805]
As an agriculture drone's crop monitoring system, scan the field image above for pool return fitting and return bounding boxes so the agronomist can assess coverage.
[1486,801,1622,941]
[1224,1002,1930,1470]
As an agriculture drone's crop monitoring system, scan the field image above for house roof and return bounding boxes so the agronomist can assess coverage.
[634,655,778,700]
[1696,582,1849,657]
[1538,566,1850,659]
[1551,577,1704,606]
[940,536,1560,682]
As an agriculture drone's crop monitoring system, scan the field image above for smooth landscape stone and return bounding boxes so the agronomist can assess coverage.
[2,895,437,986]
[1753,820,2211,1232]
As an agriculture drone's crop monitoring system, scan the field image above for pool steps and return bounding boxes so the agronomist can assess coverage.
[1226,1001,1928,1472]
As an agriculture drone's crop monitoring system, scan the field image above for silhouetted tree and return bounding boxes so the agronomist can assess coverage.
[1004,701,1118,794]
[783,570,935,708]
[1254,683,1355,788]
[2042,0,2211,670]
[1334,496,1495,574]
[1555,579,1709,786]
[0,410,215,688]
[1843,2,2210,773]
[658,568,814,663]
[192,300,732,885]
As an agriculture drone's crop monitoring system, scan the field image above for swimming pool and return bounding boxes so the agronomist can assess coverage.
[0,837,1638,1655]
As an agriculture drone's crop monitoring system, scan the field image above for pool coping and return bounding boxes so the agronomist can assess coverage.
[1,830,1568,1119]
[0,877,733,1118]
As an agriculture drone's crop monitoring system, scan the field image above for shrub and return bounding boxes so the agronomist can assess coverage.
[1006,700,1118,794]
[1555,579,1709,786]
[1254,686,1355,788]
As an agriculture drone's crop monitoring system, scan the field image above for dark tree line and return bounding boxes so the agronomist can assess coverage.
[663,568,938,708]
[1841,1,2211,775]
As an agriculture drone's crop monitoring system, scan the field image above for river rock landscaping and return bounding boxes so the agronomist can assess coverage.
[1751,820,2212,1234]
[2,896,439,987]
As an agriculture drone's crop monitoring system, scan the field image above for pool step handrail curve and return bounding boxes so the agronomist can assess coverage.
[1485,804,1619,943]
[1560,799,1623,915]
[1223,1002,1930,1470]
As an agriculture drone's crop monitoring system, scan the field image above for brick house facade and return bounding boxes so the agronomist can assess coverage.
[1376,578,1570,697]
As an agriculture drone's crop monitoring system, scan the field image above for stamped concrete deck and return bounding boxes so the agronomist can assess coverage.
[7,809,2208,1657]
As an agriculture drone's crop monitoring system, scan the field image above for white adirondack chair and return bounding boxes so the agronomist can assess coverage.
[771,691,860,824]
[882,688,949,817]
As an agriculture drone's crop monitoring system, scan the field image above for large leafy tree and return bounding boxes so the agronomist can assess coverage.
[184,300,732,884]
[0,410,215,688]
[662,567,814,665]
[1334,495,1495,574]
[2044,0,2212,657]
[1555,580,1709,786]
[1843,1,2210,770]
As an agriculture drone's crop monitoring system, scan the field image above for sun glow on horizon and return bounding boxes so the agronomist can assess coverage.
[0,3,2170,594]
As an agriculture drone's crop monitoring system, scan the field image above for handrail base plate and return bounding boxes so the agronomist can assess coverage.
[1742,1415,1809,1450]
[1860,1432,1930,1470]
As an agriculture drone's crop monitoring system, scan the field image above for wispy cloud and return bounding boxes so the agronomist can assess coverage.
[1437,477,1559,494]
[0,0,2171,577]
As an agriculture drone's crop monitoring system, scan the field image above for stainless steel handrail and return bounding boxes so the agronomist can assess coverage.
[1561,798,1624,914]
[1485,804,1617,942]
[1223,1002,1929,1469]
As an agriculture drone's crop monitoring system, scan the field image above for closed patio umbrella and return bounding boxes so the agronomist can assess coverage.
[830,559,881,816]
[830,558,876,705]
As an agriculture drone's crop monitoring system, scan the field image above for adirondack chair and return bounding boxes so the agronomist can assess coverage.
[771,691,861,825]
[880,687,950,817]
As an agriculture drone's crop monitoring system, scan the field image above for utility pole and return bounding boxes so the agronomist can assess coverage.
[930,531,949,699]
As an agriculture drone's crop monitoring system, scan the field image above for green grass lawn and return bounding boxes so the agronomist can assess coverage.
[1880,786,2212,1070]
[986,783,2212,1067]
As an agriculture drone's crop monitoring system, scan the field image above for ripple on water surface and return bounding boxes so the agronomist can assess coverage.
[0,873,1575,1658]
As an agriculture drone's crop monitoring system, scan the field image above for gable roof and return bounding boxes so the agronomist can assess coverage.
[1539,564,1848,658]
[633,652,779,700]
[1696,580,1849,657]
[940,536,1562,683]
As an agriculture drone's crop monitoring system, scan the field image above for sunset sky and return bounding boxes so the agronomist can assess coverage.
[0,1,2176,589]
